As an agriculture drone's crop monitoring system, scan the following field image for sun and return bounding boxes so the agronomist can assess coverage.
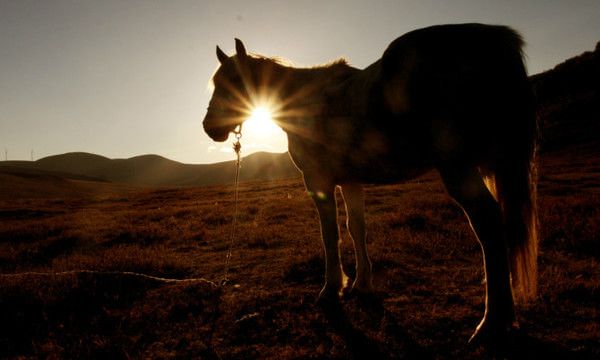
[244,105,280,137]
[236,103,288,152]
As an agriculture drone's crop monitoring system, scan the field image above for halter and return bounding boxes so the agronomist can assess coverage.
[232,124,242,154]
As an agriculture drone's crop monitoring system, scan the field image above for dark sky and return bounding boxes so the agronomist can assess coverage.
[1,0,599,163]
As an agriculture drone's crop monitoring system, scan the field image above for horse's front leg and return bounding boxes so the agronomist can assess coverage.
[341,183,374,294]
[306,182,349,301]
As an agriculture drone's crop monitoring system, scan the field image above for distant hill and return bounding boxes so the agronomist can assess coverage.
[0,166,138,200]
[0,151,300,187]
[530,41,600,149]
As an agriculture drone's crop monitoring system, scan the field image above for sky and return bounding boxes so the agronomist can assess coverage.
[1,0,599,164]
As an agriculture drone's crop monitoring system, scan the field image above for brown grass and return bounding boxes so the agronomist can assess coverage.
[0,145,598,359]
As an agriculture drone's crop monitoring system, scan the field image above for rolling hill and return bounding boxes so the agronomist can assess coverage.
[530,41,600,148]
[0,151,301,187]
[0,166,138,200]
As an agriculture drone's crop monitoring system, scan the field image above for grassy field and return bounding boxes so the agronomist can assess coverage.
[0,143,598,359]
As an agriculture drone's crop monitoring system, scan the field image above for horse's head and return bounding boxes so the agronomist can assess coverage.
[203,39,258,142]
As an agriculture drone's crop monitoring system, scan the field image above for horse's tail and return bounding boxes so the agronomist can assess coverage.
[483,43,539,301]
[488,146,538,301]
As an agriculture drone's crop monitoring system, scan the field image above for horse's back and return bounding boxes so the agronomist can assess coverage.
[381,23,527,111]
[382,23,524,74]
[377,23,535,167]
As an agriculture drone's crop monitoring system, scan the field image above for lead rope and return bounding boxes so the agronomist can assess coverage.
[221,125,243,286]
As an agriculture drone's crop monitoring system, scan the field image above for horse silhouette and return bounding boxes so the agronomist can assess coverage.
[203,23,538,349]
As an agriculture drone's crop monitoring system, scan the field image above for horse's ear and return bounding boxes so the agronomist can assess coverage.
[235,38,247,58]
[216,46,228,64]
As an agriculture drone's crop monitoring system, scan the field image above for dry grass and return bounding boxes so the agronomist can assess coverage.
[0,145,598,359]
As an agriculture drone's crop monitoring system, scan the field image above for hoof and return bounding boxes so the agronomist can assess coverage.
[343,283,375,300]
[317,281,347,304]
[318,272,350,300]
[317,287,343,312]
[469,318,519,355]
[350,280,375,295]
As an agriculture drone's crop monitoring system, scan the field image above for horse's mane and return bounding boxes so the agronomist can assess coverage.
[207,53,352,91]
[314,58,351,69]
[250,53,351,70]
[249,53,294,67]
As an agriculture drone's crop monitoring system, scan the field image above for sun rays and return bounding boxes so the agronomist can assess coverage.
[247,106,273,128]
[244,104,281,139]
[240,98,288,153]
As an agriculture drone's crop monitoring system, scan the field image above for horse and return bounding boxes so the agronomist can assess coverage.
[203,23,538,348]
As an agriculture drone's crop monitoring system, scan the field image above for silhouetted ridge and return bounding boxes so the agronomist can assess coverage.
[36,152,112,177]
[1,151,300,186]
[530,41,600,148]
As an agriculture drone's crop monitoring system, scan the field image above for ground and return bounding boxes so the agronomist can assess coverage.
[0,143,598,359]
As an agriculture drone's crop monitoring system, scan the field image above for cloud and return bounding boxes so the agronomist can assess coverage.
[207,145,217,153]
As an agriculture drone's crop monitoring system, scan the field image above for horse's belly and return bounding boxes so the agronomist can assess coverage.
[344,150,431,184]
[354,165,430,184]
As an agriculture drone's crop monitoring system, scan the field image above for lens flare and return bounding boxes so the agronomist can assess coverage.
[249,106,273,125]
[244,105,280,137]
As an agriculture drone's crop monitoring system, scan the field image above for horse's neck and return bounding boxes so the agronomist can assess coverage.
[280,64,359,118]
[271,64,369,155]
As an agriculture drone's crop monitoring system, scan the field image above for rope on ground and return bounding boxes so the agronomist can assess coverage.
[0,270,218,287]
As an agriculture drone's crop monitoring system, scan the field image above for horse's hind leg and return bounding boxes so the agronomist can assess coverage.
[341,183,374,294]
[438,165,517,347]
[305,180,349,301]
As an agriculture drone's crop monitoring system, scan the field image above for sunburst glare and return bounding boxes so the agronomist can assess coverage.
[244,105,284,139]
[248,106,274,128]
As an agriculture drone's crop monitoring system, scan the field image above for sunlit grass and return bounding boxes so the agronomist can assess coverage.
[1,147,599,358]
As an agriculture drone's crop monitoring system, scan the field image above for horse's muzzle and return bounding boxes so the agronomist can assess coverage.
[203,118,231,142]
